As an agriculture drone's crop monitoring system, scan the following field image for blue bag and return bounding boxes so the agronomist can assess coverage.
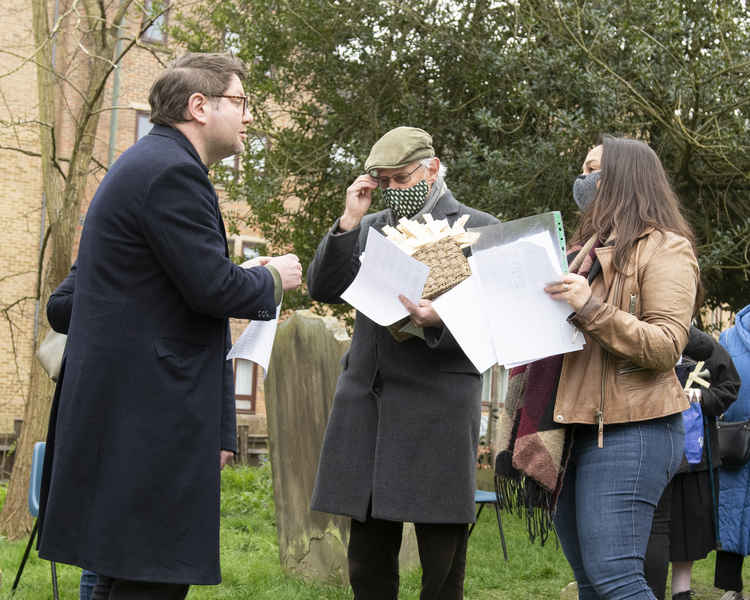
[682,400,704,464]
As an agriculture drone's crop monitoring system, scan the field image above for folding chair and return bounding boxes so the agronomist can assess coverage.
[467,489,508,560]
[11,441,59,599]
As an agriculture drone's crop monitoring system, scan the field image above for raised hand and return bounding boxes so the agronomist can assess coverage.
[340,174,379,231]
[267,254,303,290]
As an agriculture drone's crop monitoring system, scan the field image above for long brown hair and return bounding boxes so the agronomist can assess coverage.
[571,136,697,275]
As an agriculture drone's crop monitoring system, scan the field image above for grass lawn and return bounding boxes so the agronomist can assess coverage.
[0,463,748,599]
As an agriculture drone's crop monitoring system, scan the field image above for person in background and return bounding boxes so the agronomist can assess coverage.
[45,266,99,600]
[715,305,750,600]
[307,126,498,600]
[544,136,700,599]
[643,326,739,600]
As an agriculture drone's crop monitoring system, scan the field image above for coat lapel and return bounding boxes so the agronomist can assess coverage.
[429,190,460,222]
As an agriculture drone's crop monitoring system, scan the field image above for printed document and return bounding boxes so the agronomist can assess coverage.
[472,230,583,366]
[432,273,497,373]
[340,227,430,326]
[227,305,282,378]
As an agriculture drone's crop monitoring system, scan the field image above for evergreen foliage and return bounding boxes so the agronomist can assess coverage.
[173,0,750,313]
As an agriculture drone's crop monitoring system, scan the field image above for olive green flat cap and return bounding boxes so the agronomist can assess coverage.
[364,126,434,173]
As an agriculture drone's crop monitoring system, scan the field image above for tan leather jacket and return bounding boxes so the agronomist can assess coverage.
[552,229,699,443]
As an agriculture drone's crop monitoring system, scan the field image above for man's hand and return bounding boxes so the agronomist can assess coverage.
[340,175,378,231]
[267,254,303,290]
[399,295,442,328]
[240,256,271,269]
[220,450,234,470]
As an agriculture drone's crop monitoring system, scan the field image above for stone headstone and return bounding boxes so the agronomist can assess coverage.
[265,310,418,582]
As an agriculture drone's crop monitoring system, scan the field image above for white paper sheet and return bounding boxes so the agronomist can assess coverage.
[472,230,583,366]
[226,305,281,378]
[340,227,430,326]
[432,274,497,373]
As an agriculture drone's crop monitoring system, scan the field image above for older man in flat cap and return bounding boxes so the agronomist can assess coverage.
[307,126,498,600]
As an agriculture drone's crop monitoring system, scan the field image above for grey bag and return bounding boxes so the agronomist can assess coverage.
[36,329,67,381]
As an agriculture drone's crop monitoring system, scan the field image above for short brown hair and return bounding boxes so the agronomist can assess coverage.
[148,53,247,126]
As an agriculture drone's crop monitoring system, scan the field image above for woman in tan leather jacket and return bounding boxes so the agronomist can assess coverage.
[544,136,700,600]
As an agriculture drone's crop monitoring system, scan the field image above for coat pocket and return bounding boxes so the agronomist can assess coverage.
[154,338,209,381]
[439,355,480,375]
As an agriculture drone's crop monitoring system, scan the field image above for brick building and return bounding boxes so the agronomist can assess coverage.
[0,0,268,441]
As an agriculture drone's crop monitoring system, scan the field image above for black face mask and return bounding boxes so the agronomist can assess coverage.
[572,171,601,210]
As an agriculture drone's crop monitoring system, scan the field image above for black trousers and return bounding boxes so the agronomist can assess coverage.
[348,514,468,600]
[715,550,745,592]
[91,576,189,600]
[644,481,673,600]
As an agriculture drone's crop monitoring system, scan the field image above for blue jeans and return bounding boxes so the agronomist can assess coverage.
[553,414,684,599]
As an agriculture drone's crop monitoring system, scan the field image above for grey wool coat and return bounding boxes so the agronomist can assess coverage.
[308,189,498,524]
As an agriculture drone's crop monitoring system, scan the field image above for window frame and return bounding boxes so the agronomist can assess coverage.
[134,110,153,143]
[141,0,170,45]
[233,358,257,414]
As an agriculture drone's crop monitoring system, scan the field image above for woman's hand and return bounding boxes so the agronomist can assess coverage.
[544,273,592,312]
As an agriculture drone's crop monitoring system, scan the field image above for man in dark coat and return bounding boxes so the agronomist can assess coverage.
[37,53,302,599]
[308,126,498,600]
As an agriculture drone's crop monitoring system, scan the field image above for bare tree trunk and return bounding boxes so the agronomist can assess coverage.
[0,0,139,539]
[0,0,64,540]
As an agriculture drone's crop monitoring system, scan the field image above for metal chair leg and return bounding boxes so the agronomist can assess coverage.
[467,502,485,537]
[11,519,39,594]
[492,499,509,561]
[51,560,60,600]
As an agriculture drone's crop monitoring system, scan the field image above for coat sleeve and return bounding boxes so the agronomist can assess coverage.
[138,162,277,320]
[572,233,699,372]
[221,324,238,452]
[423,326,463,352]
[47,263,77,334]
[701,342,741,418]
[306,218,363,303]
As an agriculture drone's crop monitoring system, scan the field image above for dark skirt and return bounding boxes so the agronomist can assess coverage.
[669,470,718,562]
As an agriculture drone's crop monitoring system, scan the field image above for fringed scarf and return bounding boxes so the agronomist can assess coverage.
[494,235,600,544]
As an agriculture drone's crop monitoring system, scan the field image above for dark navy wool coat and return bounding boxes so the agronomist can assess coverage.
[308,190,498,524]
[37,125,277,585]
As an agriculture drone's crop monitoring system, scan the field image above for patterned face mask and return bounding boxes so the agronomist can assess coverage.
[382,179,429,220]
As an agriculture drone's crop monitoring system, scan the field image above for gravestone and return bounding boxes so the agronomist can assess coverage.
[265,310,418,583]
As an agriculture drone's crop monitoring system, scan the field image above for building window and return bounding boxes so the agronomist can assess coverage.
[135,111,153,141]
[241,241,261,261]
[234,359,257,414]
[142,0,169,44]
[219,154,240,180]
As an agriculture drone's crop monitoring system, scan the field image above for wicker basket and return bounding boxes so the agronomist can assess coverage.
[412,236,472,300]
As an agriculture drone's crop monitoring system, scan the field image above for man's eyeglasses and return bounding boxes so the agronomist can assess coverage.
[368,163,425,189]
[207,94,249,115]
